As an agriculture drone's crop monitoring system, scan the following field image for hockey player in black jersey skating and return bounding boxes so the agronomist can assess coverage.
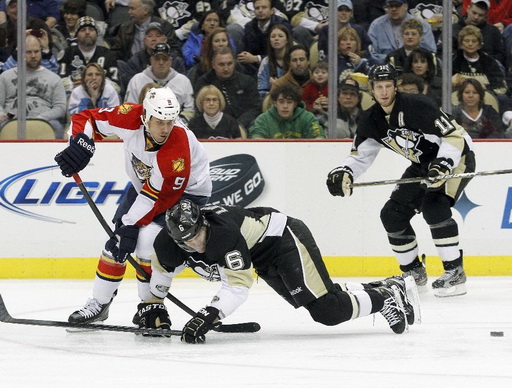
[327,63,476,298]
[135,199,419,342]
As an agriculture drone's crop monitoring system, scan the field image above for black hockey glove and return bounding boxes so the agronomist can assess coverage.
[427,157,453,189]
[137,299,172,337]
[326,166,353,197]
[111,224,139,263]
[181,306,220,344]
[54,133,95,177]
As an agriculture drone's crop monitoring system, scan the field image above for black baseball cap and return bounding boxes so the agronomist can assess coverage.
[151,43,171,58]
[339,78,360,92]
[145,22,164,35]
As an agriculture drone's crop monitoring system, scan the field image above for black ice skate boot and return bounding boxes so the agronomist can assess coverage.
[68,297,113,324]
[432,250,467,298]
[400,255,427,291]
[375,285,408,334]
[369,275,419,325]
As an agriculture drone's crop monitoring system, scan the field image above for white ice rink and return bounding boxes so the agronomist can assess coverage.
[0,277,511,388]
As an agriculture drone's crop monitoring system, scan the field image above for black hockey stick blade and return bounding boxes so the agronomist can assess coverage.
[213,321,261,333]
[0,294,181,337]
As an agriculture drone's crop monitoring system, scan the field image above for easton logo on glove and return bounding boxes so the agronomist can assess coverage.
[138,303,167,316]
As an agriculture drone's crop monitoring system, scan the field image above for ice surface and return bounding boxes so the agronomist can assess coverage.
[0,277,511,387]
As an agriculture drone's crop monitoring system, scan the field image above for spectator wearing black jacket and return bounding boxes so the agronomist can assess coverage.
[452,0,505,67]
[117,21,185,96]
[194,46,261,129]
[237,0,292,75]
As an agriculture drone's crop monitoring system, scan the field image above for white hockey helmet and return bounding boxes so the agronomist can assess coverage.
[142,87,180,125]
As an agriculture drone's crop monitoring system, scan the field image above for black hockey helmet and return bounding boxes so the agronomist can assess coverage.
[165,199,205,243]
[368,63,399,84]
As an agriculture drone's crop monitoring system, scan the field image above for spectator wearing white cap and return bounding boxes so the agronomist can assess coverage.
[461,0,512,31]
[453,0,505,68]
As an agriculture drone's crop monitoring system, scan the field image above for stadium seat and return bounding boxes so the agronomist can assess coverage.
[360,91,375,110]
[451,90,499,113]
[0,119,56,139]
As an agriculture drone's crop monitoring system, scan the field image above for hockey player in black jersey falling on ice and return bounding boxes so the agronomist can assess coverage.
[135,199,420,343]
[327,64,476,297]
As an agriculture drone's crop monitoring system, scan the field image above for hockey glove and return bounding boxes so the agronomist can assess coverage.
[427,158,453,189]
[181,306,220,344]
[137,299,172,337]
[326,166,354,197]
[113,224,139,263]
[54,133,95,177]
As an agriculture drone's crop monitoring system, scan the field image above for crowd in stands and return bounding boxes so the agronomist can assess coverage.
[1,0,512,139]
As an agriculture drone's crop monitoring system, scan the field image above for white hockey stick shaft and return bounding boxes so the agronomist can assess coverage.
[350,168,512,188]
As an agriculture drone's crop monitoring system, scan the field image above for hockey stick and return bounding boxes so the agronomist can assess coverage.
[72,173,260,334]
[350,168,512,188]
[0,294,181,336]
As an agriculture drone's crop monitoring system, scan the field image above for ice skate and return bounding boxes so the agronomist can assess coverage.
[401,255,428,293]
[68,298,113,324]
[371,275,420,325]
[432,265,467,298]
[376,285,408,334]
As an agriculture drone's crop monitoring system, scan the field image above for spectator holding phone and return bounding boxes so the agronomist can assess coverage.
[2,19,59,73]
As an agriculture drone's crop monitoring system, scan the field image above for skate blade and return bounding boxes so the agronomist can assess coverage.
[403,275,422,324]
[433,283,467,298]
[66,326,100,333]
[65,320,107,333]
[416,284,429,294]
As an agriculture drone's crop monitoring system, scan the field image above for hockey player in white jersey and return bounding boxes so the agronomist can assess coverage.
[327,64,475,297]
[135,199,419,342]
[54,87,212,324]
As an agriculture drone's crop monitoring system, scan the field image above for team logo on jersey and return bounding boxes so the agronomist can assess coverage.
[131,154,152,182]
[383,128,423,163]
[118,104,133,115]
[188,258,221,281]
[172,158,185,172]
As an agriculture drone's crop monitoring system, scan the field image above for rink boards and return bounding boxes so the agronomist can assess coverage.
[0,140,511,278]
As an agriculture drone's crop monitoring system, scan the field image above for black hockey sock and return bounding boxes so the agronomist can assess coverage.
[442,250,463,270]
[400,256,423,272]
[365,289,384,313]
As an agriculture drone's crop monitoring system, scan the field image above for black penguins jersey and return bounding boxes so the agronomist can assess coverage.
[153,204,287,278]
[152,205,288,318]
[344,92,474,179]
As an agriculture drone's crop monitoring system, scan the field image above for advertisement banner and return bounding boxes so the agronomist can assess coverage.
[0,141,511,276]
